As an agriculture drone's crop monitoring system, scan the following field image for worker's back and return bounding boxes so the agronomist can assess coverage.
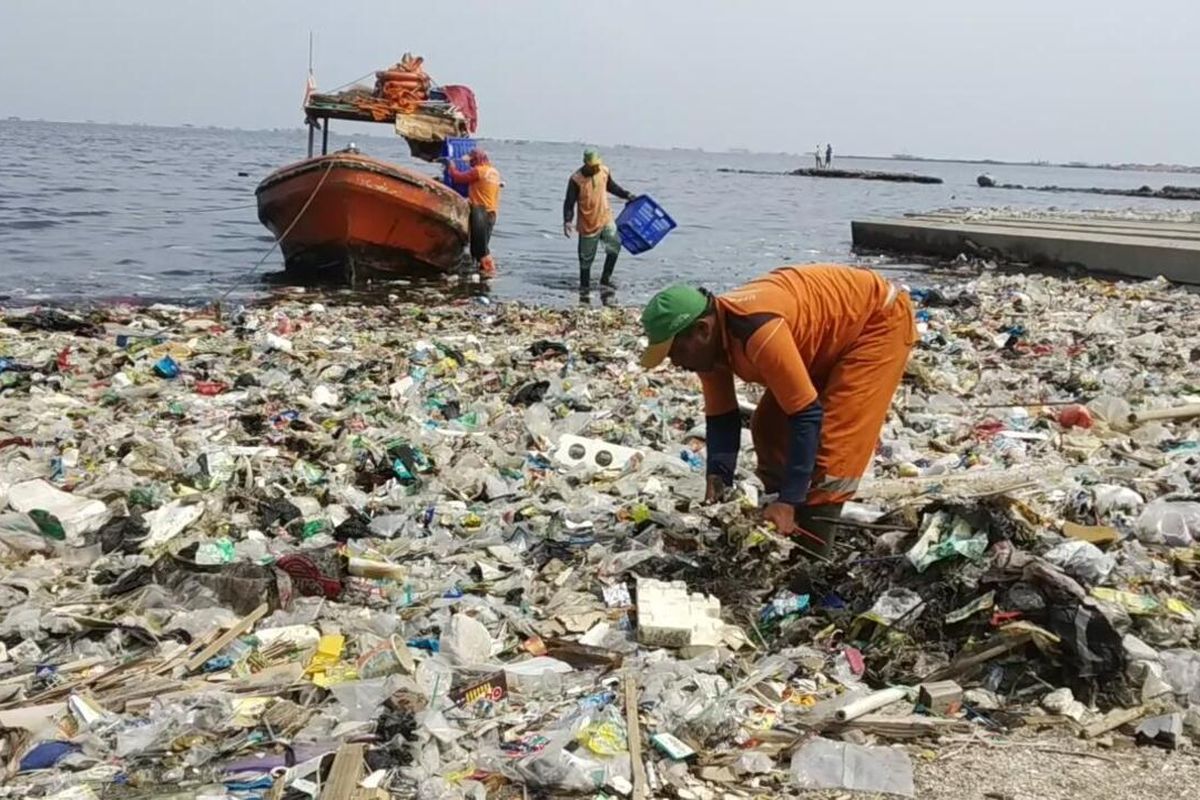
[716,265,899,385]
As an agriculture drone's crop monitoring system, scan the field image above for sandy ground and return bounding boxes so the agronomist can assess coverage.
[783,730,1200,800]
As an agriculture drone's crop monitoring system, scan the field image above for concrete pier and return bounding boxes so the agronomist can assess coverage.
[851,212,1200,285]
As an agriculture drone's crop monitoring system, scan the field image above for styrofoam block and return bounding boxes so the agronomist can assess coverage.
[555,435,642,471]
[636,578,725,648]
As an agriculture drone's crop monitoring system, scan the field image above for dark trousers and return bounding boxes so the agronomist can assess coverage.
[469,206,496,261]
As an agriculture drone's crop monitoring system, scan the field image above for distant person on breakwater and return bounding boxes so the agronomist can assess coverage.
[815,145,823,169]
[826,144,833,167]
[563,149,637,293]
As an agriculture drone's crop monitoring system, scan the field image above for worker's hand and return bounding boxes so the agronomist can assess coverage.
[704,475,728,504]
[563,221,574,238]
[762,502,798,536]
[624,195,638,204]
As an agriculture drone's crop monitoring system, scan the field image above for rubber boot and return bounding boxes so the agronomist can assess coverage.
[600,253,619,288]
[786,503,844,594]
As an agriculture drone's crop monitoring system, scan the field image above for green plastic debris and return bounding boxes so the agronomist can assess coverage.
[29,509,66,540]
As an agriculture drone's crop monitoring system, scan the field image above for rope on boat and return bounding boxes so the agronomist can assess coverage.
[209,157,337,306]
[119,158,337,344]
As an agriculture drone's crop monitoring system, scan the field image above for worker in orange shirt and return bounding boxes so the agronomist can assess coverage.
[563,149,636,292]
[640,265,917,558]
[445,149,502,277]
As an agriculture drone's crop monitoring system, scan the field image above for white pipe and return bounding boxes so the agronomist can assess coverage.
[834,686,910,723]
[1128,403,1200,425]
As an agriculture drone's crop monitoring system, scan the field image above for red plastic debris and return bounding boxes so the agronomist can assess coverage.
[990,611,1023,627]
[1057,404,1094,429]
[194,381,229,396]
[843,646,866,677]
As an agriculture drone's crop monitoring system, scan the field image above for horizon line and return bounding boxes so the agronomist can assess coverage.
[3,116,1198,172]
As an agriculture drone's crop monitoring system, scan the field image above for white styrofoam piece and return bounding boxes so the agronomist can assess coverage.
[555,435,642,471]
[637,577,725,648]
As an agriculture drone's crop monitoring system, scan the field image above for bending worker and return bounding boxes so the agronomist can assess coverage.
[445,149,502,276]
[563,149,636,291]
[640,265,917,555]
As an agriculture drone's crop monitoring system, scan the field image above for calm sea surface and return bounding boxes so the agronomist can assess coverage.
[2,120,1198,307]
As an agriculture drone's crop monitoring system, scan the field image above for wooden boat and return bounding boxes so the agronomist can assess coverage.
[256,151,468,276]
[256,57,475,278]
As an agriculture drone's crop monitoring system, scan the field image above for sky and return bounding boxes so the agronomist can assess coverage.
[1,0,1196,164]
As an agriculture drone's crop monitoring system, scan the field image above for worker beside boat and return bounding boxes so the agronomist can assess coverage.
[444,149,502,276]
[563,149,636,292]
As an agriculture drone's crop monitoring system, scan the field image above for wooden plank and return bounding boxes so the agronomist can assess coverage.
[624,676,648,800]
[1083,705,1147,739]
[925,634,1031,682]
[186,603,268,672]
[845,713,971,738]
[320,743,366,800]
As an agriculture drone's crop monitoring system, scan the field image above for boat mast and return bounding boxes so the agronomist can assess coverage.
[306,32,317,158]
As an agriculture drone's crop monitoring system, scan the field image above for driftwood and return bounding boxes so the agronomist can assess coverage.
[1082,705,1149,739]
[625,675,649,800]
[842,713,971,738]
[925,634,1033,682]
[186,603,269,672]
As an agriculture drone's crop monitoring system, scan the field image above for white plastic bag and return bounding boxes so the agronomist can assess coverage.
[790,737,914,797]
[1136,501,1200,546]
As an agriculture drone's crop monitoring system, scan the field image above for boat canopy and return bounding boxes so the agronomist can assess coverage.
[303,53,477,162]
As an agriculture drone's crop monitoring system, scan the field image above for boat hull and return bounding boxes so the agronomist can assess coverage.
[255,153,469,275]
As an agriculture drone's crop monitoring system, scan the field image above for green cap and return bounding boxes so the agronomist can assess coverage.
[583,148,601,166]
[639,285,708,368]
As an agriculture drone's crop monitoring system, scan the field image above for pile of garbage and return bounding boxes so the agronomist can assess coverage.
[1,270,1199,798]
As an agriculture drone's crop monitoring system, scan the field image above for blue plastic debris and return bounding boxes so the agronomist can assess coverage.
[679,449,704,472]
[20,741,79,771]
[759,591,811,623]
[153,356,180,379]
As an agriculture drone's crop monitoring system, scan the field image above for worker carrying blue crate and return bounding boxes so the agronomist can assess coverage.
[563,148,651,294]
[440,138,502,277]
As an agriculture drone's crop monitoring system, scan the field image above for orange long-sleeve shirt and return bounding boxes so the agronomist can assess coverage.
[699,265,905,416]
[446,163,502,213]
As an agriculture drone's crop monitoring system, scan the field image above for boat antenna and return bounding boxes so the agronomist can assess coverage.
[308,31,314,76]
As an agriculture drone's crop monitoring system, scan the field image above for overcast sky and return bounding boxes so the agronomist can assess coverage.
[1,0,1195,164]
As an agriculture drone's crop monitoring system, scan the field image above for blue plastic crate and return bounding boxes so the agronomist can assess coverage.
[440,138,477,197]
[616,195,676,254]
[441,138,477,160]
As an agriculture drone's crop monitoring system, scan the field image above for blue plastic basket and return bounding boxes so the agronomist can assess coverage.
[616,195,676,254]
[440,138,477,197]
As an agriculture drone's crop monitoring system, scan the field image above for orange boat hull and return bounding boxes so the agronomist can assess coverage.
[255,153,468,275]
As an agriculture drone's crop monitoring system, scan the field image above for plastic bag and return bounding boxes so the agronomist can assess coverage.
[789,737,914,797]
[1160,649,1200,704]
[1092,484,1144,518]
[1044,540,1116,585]
[1136,501,1200,546]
